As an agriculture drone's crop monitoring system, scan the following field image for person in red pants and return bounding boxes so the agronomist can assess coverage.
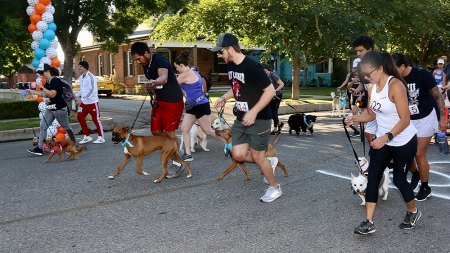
[75,61,105,144]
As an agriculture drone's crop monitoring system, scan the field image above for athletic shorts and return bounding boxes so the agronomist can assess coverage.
[411,108,439,138]
[151,100,184,133]
[365,120,377,135]
[231,119,271,151]
[186,102,211,119]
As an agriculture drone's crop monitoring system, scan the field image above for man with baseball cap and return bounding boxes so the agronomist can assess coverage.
[213,33,281,203]
[76,61,105,144]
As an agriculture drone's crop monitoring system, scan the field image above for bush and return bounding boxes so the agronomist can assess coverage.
[0,100,39,120]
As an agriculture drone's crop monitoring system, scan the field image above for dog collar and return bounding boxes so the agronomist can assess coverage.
[121,133,134,148]
[224,143,232,154]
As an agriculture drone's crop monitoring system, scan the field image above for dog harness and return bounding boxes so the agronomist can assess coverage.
[43,143,62,155]
[121,133,134,148]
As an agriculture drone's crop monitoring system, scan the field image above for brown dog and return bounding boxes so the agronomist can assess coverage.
[43,138,87,162]
[109,126,192,183]
[214,127,288,180]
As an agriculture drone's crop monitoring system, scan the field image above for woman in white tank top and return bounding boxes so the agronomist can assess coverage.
[345,51,420,235]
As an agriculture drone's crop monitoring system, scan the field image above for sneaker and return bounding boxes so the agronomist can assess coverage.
[27,147,43,156]
[270,130,277,135]
[415,187,431,201]
[166,163,183,179]
[263,157,278,184]
[182,153,193,162]
[354,219,376,235]
[410,171,420,191]
[351,131,361,137]
[79,135,93,144]
[93,136,105,144]
[260,183,282,203]
[399,209,422,229]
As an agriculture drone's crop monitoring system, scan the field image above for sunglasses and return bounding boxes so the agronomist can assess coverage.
[360,67,379,78]
[217,47,229,55]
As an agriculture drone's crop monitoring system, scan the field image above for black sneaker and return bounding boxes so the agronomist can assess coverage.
[351,131,361,137]
[182,153,193,162]
[410,171,420,191]
[270,130,277,135]
[354,219,376,235]
[399,209,422,229]
[27,147,43,156]
[415,187,431,201]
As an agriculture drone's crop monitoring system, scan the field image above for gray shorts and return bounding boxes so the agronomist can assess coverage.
[231,119,271,151]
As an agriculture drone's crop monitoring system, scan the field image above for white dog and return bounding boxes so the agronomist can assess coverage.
[331,91,347,117]
[180,123,209,153]
[211,117,229,131]
[351,168,390,206]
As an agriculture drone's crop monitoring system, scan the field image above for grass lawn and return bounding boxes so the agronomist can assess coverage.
[0,119,41,131]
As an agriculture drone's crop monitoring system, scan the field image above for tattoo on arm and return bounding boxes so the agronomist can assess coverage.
[431,87,446,117]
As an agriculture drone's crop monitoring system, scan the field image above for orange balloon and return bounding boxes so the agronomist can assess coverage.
[55,132,66,141]
[41,78,46,86]
[51,57,60,68]
[34,3,46,14]
[37,96,44,103]
[57,126,67,134]
[39,0,51,6]
[28,23,37,33]
[30,13,41,24]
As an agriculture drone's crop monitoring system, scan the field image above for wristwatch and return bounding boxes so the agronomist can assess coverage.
[386,132,394,141]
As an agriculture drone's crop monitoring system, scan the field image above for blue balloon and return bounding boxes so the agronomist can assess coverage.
[34,48,45,60]
[38,38,50,50]
[48,22,57,32]
[32,58,40,68]
[43,29,55,41]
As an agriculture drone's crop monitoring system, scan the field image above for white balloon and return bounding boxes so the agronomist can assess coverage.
[47,126,57,138]
[27,0,38,6]
[46,4,55,14]
[46,48,57,58]
[38,102,47,112]
[50,40,58,49]
[32,31,43,41]
[36,21,48,32]
[40,56,52,66]
[41,12,54,23]
[31,41,39,50]
[26,6,35,15]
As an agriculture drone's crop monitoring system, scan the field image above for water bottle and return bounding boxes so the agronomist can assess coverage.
[436,132,449,154]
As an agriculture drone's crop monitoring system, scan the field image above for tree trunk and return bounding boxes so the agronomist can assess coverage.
[302,66,308,88]
[291,55,301,100]
[63,47,75,82]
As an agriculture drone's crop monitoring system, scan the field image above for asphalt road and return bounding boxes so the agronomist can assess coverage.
[1,103,450,252]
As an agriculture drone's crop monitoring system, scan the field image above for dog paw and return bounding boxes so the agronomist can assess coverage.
[204,148,210,152]
[108,176,115,180]
[186,174,192,178]
[360,202,365,206]
[142,171,149,176]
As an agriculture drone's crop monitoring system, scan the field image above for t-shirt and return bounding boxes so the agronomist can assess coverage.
[404,67,437,120]
[143,53,183,102]
[44,77,67,110]
[227,57,272,121]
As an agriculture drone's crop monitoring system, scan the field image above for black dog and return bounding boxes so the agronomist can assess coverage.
[288,113,317,135]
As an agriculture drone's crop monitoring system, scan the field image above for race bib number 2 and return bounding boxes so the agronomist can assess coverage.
[409,104,419,115]
[235,101,249,112]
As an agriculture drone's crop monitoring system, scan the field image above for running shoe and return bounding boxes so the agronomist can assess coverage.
[399,209,422,229]
[182,153,193,162]
[260,183,282,203]
[93,136,105,144]
[351,131,361,137]
[166,163,182,179]
[354,220,376,235]
[27,147,43,156]
[415,187,431,201]
[79,135,93,144]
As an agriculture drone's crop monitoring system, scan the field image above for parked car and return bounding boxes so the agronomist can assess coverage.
[72,76,114,97]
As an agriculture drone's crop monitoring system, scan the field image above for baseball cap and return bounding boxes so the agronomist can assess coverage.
[437,59,445,64]
[36,63,52,75]
[352,58,361,68]
[211,33,239,52]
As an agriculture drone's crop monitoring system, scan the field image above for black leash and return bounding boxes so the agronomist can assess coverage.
[342,118,364,171]
[130,93,149,131]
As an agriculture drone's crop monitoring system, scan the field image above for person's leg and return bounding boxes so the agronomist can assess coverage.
[180,113,196,156]
[415,136,433,196]
[54,108,75,142]
[197,114,225,144]
[77,103,90,137]
[38,110,55,148]
[88,102,104,138]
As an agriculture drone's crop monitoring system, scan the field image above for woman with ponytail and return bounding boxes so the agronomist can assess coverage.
[345,51,420,235]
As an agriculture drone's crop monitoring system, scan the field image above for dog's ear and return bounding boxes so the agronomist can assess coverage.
[351,173,356,179]
[121,127,129,133]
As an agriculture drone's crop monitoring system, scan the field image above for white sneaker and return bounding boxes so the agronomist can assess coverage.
[93,136,105,144]
[79,135,93,144]
[263,157,279,184]
[260,184,282,203]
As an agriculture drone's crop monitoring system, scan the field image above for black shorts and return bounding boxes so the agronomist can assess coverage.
[185,102,211,119]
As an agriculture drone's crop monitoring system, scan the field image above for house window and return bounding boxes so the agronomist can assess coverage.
[127,51,134,76]
[315,60,329,73]
[109,54,115,76]
[98,54,104,76]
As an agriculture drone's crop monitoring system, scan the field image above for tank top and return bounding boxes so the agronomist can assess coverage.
[369,76,417,146]
[434,69,444,85]
[180,70,208,105]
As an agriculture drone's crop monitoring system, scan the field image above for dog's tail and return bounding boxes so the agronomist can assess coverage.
[271,122,284,145]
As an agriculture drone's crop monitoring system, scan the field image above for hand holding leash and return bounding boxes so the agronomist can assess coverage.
[214,96,227,108]
[344,113,354,126]
[242,110,257,126]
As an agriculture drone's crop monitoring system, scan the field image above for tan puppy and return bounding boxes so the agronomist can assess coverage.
[43,138,87,162]
[109,126,192,183]
[214,127,288,180]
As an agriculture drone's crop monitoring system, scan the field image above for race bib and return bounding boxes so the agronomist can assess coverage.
[409,104,419,115]
[46,104,57,110]
[235,101,249,112]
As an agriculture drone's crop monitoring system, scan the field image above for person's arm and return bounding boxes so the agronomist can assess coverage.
[36,80,57,98]
[149,68,168,88]
[338,73,351,89]
[176,72,188,87]
[25,89,43,96]
[242,84,276,126]
[201,77,207,93]
[430,86,447,132]
[214,88,233,108]
[275,79,284,93]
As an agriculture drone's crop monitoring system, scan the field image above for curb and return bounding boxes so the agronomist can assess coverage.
[0,117,114,143]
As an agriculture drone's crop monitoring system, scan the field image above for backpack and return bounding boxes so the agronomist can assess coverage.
[59,78,75,101]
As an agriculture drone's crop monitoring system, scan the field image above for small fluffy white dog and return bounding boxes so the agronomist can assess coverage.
[351,167,390,206]
[180,124,209,153]
[331,91,347,117]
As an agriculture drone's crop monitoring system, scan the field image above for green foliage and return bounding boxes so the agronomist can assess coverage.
[0,101,39,120]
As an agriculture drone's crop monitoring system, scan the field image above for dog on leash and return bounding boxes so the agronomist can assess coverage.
[288,113,317,135]
[180,123,209,153]
[351,167,390,206]
[109,126,192,183]
[331,91,347,117]
[212,119,288,180]
[43,138,87,162]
